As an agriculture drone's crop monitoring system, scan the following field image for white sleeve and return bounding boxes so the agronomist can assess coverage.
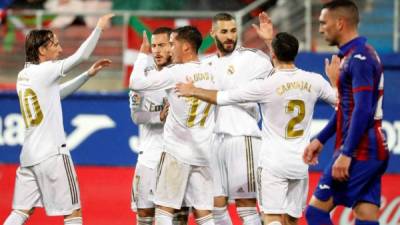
[129,91,162,124]
[57,27,102,76]
[248,51,273,80]
[317,74,337,107]
[217,78,271,105]
[129,53,175,91]
[59,71,90,100]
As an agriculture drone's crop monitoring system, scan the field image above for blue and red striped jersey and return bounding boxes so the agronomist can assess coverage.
[317,37,389,161]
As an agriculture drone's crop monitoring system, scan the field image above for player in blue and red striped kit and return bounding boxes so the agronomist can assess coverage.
[302,1,389,225]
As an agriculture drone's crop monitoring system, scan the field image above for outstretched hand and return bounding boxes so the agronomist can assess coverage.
[303,139,324,165]
[88,59,112,77]
[325,55,341,87]
[139,31,151,54]
[252,12,274,44]
[175,77,195,97]
[96,13,114,30]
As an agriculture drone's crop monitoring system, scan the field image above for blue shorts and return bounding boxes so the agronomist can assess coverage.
[314,154,388,208]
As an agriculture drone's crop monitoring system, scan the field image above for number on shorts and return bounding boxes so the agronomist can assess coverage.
[285,100,305,138]
[18,88,43,128]
[186,97,212,128]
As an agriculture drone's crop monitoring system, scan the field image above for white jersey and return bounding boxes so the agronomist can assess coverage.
[202,47,273,137]
[217,68,337,179]
[130,53,217,166]
[130,68,167,169]
[16,27,102,167]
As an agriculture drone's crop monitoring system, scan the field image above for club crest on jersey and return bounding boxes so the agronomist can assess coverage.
[227,65,235,75]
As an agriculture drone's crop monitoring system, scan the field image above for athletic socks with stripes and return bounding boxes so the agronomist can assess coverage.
[155,208,174,225]
[64,216,82,225]
[213,206,233,225]
[195,214,215,225]
[137,216,154,225]
[355,219,379,225]
[237,207,262,225]
[3,210,29,225]
[305,205,333,225]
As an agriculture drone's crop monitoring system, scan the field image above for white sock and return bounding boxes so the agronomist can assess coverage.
[213,207,232,225]
[137,216,154,225]
[3,210,29,225]
[173,210,189,225]
[195,214,215,225]
[155,208,174,225]
[266,222,282,225]
[64,217,82,225]
[237,207,261,225]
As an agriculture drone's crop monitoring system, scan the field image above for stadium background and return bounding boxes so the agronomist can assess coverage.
[0,0,400,224]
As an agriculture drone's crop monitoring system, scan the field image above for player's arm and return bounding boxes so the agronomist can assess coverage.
[340,58,375,157]
[60,14,114,75]
[129,91,164,124]
[60,59,111,99]
[129,32,174,91]
[318,74,338,107]
[252,12,273,56]
[176,78,268,105]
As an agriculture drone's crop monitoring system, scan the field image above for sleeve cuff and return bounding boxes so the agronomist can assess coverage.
[216,91,229,105]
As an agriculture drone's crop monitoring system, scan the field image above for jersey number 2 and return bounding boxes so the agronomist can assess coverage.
[18,88,43,128]
[285,100,305,138]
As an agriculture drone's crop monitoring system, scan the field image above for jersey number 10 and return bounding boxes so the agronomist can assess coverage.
[18,88,43,128]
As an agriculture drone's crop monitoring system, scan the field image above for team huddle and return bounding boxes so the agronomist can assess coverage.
[4,1,389,225]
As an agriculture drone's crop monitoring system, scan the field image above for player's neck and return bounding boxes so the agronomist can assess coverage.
[275,61,295,70]
[338,30,359,47]
[182,54,199,63]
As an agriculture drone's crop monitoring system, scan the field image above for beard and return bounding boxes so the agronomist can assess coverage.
[215,36,237,55]
[155,56,172,69]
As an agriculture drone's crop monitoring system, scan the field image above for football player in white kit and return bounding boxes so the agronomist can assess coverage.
[129,27,188,225]
[175,13,337,225]
[201,13,273,225]
[3,14,113,225]
[130,26,217,225]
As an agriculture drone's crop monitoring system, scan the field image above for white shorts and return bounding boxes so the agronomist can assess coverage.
[12,154,81,216]
[154,152,213,210]
[257,167,308,218]
[131,163,157,211]
[212,135,261,199]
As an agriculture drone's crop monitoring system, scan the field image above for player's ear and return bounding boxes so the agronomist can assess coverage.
[38,45,47,56]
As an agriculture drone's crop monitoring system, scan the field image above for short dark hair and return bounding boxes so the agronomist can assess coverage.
[322,0,359,26]
[272,32,299,62]
[25,29,54,64]
[152,27,173,36]
[174,26,203,53]
[212,12,235,24]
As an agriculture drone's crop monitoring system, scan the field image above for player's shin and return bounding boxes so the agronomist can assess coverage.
[305,205,333,225]
[3,210,29,225]
[237,207,262,225]
[172,208,189,225]
[213,206,233,225]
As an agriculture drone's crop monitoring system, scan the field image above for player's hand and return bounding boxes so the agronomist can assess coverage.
[252,12,274,44]
[160,100,170,122]
[303,139,324,165]
[96,13,114,30]
[140,31,151,54]
[175,78,195,97]
[332,153,351,181]
[325,55,340,87]
[88,59,112,77]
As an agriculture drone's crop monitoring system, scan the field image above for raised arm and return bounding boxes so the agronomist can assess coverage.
[252,12,274,56]
[60,59,111,99]
[61,14,113,75]
[129,32,175,91]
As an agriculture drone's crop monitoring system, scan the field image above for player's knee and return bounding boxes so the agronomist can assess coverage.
[137,208,155,218]
[235,198,257,207]
[353,202,379,221]
[305,205,333,225]
[214,196,228,208]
